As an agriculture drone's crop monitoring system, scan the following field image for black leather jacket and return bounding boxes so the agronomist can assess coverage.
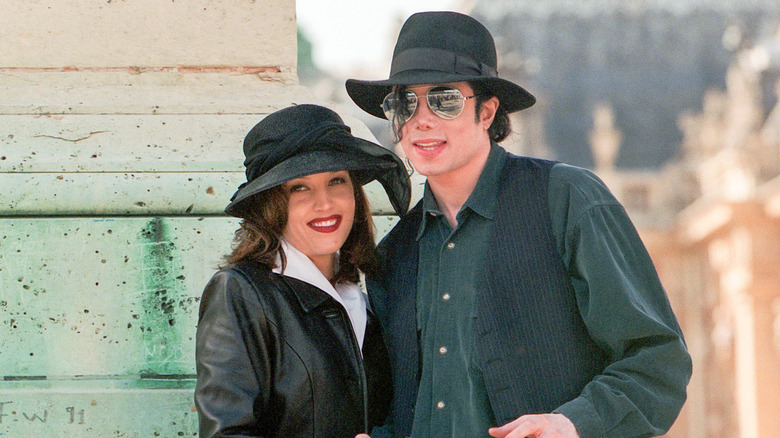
[195,260,391,437]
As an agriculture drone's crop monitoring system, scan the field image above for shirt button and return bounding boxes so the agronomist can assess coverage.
[442,293,451,302]
[439,346,448,355]
[446,242,455,249]
[436,401,446,410]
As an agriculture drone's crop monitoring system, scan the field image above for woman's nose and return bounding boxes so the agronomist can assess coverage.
[312,188,333,210]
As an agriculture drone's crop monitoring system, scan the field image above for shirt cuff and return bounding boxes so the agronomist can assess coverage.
[554,396,606,438]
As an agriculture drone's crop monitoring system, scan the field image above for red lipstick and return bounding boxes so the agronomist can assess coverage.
[307,215,341,233]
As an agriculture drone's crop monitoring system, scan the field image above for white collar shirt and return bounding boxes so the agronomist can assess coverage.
[273,239,367,350]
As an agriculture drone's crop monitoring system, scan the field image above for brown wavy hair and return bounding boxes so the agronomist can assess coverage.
[224,171,379,283]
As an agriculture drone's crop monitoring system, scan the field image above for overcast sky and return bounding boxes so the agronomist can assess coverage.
[296,0,462,76]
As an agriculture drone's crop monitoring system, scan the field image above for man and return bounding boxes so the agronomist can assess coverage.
[347,11,692,438]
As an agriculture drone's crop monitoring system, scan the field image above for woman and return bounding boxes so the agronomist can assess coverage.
[195,104,410,437]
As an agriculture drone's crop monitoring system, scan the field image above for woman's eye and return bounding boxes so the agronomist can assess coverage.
[330,177,347,185]
[288,184,307,193]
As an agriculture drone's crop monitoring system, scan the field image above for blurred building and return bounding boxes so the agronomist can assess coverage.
[583,24,780,438]
[473,0,780,170]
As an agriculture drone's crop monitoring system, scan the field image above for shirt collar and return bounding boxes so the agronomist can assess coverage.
[273,239,367,348]
[416,142,507,240]
[273,238,338,297]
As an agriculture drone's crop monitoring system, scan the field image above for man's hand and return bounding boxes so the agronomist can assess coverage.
[488,413,579,438]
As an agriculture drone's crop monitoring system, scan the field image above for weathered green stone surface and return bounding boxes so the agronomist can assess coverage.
[0,215,400,376]
[0,214,399,436]
[0,217,236,377]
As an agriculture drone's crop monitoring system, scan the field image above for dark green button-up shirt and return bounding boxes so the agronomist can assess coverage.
[409,144,690,438]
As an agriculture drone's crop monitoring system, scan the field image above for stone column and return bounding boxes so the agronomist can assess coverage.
[0,1,319,435]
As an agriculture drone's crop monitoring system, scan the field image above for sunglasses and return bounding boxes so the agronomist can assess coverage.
[381,86,479,124]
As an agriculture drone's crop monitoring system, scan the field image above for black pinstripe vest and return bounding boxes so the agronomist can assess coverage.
[368,154,607,438]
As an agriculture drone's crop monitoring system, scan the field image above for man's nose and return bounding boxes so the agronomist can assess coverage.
[410,97,437,126]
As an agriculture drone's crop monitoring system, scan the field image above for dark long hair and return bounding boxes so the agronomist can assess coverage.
[224,171,379,283]
[390,81,513,143]
[470,81,512,142]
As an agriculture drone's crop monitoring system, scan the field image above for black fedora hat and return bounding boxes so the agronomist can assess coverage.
[346,11,536,119]
[225,104,411,217]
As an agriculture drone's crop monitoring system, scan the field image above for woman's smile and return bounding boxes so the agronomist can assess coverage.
[307,214,342,233]
[282,170,356,276]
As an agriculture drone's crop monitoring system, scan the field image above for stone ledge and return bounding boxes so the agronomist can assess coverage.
[0,378,197,437]
[0,172,399,216]
[1,0,295,68]
[0,76,311,115]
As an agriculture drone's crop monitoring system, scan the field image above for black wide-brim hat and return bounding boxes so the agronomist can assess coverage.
[346,11,536,119]
[225,104,411,218]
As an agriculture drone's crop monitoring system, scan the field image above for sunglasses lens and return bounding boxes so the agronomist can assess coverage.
[427,87,466,119]
[382,91,417,124]
[381,87,470,123]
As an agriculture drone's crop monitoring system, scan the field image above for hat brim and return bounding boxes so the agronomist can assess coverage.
[346,70,536,119]
[224,146,398,217]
